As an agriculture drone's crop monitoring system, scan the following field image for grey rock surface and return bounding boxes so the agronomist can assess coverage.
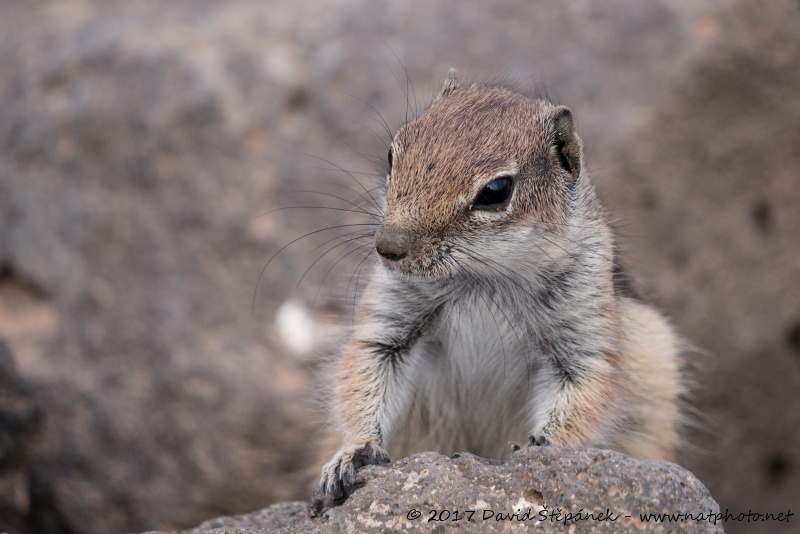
[0,340,40,534]
[164,448,722,533]
[0,0,797,533]
[0,339,75,534]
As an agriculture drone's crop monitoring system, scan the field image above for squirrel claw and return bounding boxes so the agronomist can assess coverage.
[318,441,390,506]
[527,434,550,447]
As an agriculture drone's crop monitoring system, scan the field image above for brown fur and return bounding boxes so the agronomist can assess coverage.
[316,71,685,505]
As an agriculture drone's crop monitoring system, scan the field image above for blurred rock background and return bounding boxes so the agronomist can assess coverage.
[0,1,797,533]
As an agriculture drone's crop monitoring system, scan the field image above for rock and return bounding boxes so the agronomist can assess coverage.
[604,1,800,524]
[0,3,323,533]
[0,339,73,534]
[0,0,798,533]
[170,502,313,534]
[0,339,40,534]
[162,448,722,533]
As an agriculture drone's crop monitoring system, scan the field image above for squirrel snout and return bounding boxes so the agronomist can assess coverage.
[375,225,415,261]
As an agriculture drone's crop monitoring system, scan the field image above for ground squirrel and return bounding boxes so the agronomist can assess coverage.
[317,70,684,503]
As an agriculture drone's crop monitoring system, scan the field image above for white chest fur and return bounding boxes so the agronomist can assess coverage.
[388,295,538,460]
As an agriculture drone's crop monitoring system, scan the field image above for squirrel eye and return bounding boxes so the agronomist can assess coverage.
[388,147,393,168]
[473,177,513,209]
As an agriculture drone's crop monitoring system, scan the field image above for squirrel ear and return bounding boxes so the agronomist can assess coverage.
[437,68,459,99]
[549,106,582,180]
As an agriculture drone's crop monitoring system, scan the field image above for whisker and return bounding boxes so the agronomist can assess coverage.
[297,233,375,289]
[300,153,382,212]
[349,248,377,320]
[313,242,375,309]
[252,223,380,313]
[272,189,380,218]
[253,205,380,221]
[533,221,607,254]
[305,230,375,256]
[335,89,395,140]
[534,231,592,274]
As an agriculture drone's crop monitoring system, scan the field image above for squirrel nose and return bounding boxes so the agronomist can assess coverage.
[375,225,415,261]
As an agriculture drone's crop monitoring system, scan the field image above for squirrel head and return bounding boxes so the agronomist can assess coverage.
[375,70,588,281]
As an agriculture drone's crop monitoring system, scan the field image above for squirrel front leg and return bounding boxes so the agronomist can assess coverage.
[528,350,619,449]
[319,272,438,502]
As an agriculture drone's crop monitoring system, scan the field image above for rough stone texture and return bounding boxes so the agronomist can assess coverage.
[0,2,323,533]
[173,502,313,534]
[606,7,800,529]
[0,1,798,533]
[155,448,723,533]
[0,339,75,534]
[0,340,38,534]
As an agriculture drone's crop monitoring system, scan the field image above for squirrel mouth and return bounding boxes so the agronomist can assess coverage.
[378,251,456,282]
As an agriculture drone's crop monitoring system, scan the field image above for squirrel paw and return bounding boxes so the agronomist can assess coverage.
[318,441,390,503]
[527,434,550,447]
